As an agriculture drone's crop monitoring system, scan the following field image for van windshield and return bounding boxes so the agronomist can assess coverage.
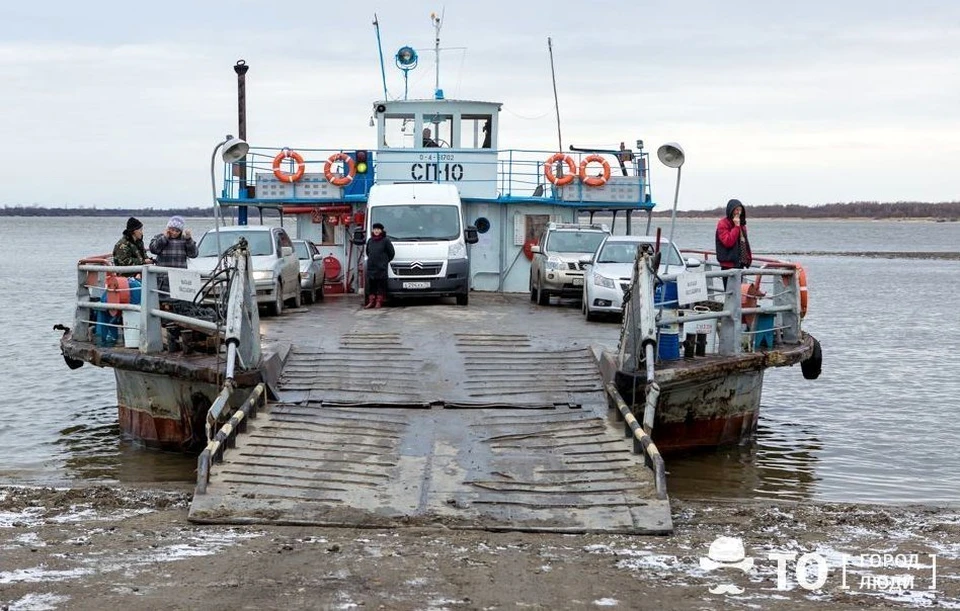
[197,231,274,257]
[370,205,461,241]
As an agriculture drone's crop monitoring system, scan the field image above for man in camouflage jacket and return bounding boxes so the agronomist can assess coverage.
[113,217,153,274]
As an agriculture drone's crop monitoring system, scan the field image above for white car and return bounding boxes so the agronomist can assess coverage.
[189,225,301,316]
[581,235,698,321]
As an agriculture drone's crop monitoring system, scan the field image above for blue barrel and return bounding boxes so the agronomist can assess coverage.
[658,331,680,361]
[655,281,678,309]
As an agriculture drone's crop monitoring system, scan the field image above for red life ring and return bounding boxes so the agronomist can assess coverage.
[324,152,356,186]
[543,153,576,186]
[579,154,611,187]
[272,149,306,183]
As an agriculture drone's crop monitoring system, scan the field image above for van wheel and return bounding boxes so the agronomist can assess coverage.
[316,283,324,302]
[456,292,469,306]
[290,285,302,309]
[530,278,538,302]
[268,281,283,316]
[536,277,550,306]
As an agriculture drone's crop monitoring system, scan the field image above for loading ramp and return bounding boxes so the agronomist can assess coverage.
[189,295,672,534]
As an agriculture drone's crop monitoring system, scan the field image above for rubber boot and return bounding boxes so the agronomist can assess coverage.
[363,294,376,309]
[374,295,384,308]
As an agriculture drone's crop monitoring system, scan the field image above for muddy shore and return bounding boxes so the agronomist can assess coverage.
[1,484,957,610]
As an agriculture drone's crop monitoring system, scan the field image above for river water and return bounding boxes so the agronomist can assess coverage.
[1,215,958,504]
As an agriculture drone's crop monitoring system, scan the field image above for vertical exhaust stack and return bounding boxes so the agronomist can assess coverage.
[234,60,251,221]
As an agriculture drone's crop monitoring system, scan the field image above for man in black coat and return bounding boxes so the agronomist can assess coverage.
[364,223,395,308]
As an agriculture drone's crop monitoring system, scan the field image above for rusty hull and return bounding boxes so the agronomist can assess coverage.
[603,334,816,454]
[61,333,281,452]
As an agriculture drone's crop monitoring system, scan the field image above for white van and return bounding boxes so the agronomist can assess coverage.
[354,183,478,305]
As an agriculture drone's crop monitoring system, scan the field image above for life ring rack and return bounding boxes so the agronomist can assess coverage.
[272,148,306,183]
[325,152,356,186]
[543,153,576,186]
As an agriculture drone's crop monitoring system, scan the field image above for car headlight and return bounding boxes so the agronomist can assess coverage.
[448,241,467,259]
[252,271,273,281]
[594,274,615,289]
[300,272,309,279]
[545,256,562,271]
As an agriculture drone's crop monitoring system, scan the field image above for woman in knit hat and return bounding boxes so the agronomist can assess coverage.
[113,217,153,273]
[149,215,198,296]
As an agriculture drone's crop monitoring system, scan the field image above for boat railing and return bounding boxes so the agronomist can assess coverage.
[217,146,653,207]
[619,252,806,377]
[72,246,262,370]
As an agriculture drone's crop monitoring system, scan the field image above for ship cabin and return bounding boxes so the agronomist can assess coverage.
[217,97,656,294]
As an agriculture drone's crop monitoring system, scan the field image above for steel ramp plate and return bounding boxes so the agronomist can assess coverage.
[188,403,671,533]
[190,298,672,533]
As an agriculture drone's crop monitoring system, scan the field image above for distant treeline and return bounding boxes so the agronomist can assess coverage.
[653,201,960,220]
[0,206,216,218]
[2,201,959,220]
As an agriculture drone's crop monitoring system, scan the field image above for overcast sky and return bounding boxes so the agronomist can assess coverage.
[2,1,958,210]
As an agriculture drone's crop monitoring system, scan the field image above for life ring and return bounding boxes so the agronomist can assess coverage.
[324,152,356,186]
[794,264,808,318]
[543,153,576,186]
[272,149,306,183]
[105,275,131,316]
[579,154,611,187]
[754,263,808,318]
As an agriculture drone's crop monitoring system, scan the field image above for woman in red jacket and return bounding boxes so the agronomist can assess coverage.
[715,199,752,286]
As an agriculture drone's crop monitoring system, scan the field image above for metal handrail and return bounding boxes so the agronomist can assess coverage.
[604,382,667,500]
[195,382,266,495]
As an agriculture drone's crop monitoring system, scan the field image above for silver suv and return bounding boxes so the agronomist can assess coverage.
[529,222,610,305]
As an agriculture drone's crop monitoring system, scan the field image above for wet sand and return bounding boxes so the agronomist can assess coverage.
[1,484,957,610]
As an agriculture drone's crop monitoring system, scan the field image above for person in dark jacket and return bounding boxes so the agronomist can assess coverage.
[113,217,153,276]
[715,199,752,287]
[364,222,395,308]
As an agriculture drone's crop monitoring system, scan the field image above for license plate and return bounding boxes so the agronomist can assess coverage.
[403,281,431,289]
[572,278,584,286]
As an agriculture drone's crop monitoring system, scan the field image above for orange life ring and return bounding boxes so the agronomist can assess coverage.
[543,153,576,186]
[272,149,306,183]
[106,275,131,316]
[324,152,356,186]
[794,264,808,318]
[579,154,611,187]
[754,263,809,319]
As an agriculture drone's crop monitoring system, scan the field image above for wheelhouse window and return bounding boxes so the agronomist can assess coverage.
[422,114,453,148]
[461,114,493,149]
[383,114,415,148]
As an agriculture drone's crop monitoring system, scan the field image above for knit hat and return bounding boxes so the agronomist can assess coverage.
[126,217,143,232]
[372,222,385,231]
[167,215,185,231]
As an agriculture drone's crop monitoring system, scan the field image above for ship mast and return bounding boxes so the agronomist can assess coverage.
[431,10,443,98]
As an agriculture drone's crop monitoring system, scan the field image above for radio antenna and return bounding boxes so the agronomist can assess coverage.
[548,37,563,152]
[431,9,444,98]
[373,14,389,100]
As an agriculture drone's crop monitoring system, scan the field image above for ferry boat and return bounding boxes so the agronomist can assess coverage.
[58,27,820,533]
